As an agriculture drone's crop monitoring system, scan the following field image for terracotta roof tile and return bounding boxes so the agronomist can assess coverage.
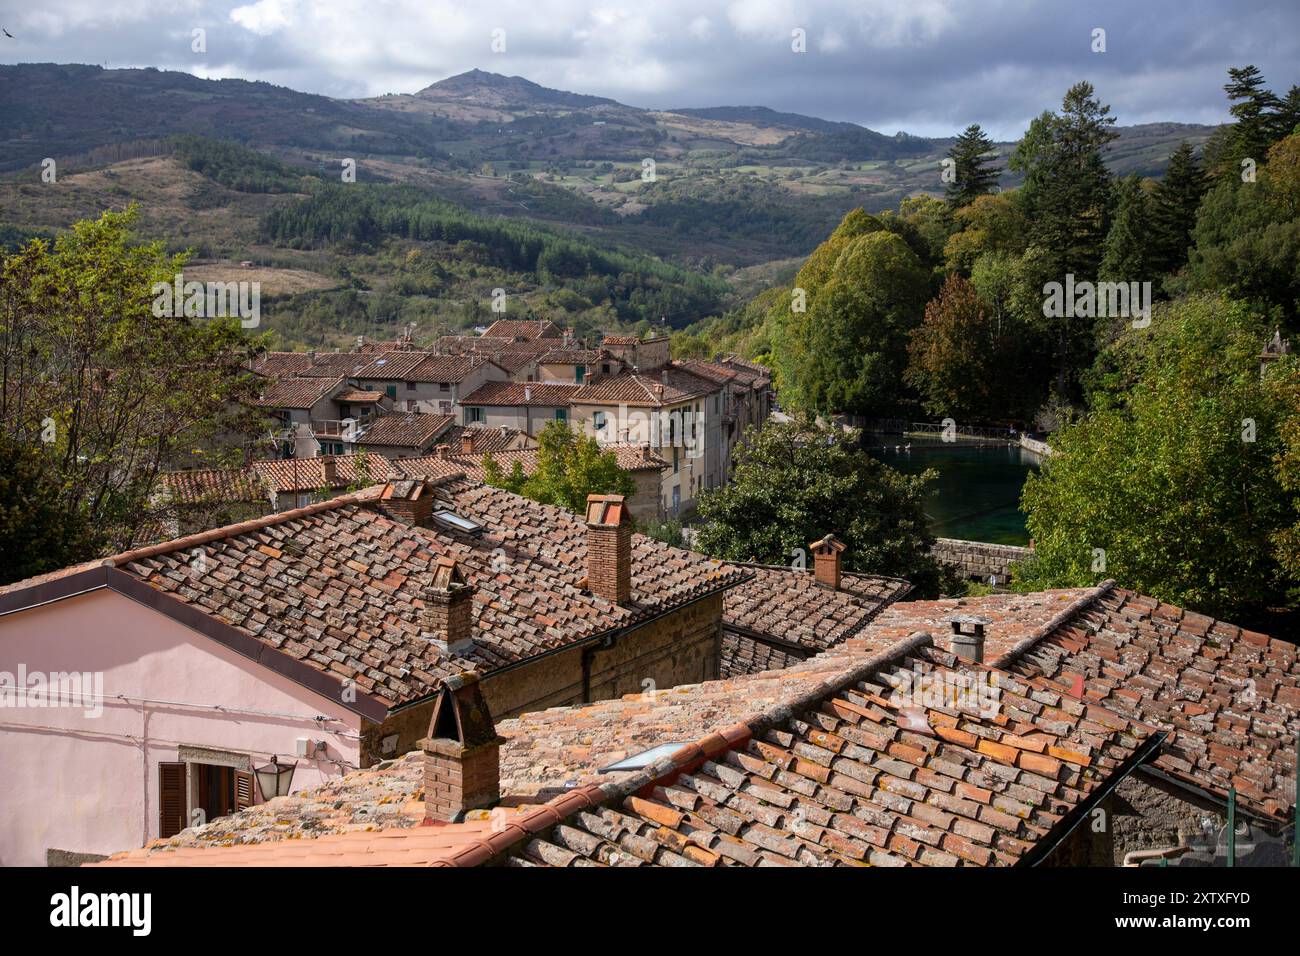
[484,320,564,341]
[359,412,455,449]
[1005,587,1300,821]
[571,367,719,407]
[459,381,581,407]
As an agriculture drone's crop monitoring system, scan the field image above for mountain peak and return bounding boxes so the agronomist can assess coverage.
[415,69,621,110]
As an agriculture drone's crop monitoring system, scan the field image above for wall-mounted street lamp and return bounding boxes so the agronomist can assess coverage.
[254,754,297,799]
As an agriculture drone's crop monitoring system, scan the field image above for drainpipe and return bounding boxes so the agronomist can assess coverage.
[580,633,619,704]
[1122,845,1191,867]
[1227,786,1236,867]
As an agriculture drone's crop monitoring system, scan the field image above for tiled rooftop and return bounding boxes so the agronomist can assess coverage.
[1007,587,1300,820]
[498,642,1158,867]
[359,412,455,449]
[104,631,1160,867]
[250,351,313,378]
[295,352,371,378]
[163,467,271,505]
[458,381,582,407]
[483,319,564,341]
[251,375,341,409]
[253,454,395,493]
[721,563,913,676]
[351,350,429,380]
[571,366,719,407]
[108,476,747,709]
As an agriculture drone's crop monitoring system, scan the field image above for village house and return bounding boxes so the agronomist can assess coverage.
[351,352,510,415]
[570,364,723,516]
[676,356,774,486]
[457,381,582,435]
[350,411,457,458]
[535,347,625,385]
[0,477,746,866]
[251,375,355,458]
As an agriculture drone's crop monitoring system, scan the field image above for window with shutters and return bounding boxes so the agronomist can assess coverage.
[160,759,256,838]
[158,762,186,839]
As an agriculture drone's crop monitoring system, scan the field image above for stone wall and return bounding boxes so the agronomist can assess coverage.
[932,538,1033,586]
[1108,772,1227,865]
[1019,435,1054,457]
[360,593,724,765]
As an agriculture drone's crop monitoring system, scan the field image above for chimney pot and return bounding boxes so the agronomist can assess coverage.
[524,384,533,402]
[585,494,632,604]
[948,616,989,663]
[418,672,502,822]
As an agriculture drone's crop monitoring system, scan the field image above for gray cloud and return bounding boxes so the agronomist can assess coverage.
[2,0,1296,138]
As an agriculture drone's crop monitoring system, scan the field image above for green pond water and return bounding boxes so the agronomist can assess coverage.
[866,436,1041,545]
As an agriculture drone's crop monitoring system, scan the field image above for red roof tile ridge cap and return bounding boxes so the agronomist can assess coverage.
[990,579,1117,669]
[105,488,381,567]
[443,635,934,867]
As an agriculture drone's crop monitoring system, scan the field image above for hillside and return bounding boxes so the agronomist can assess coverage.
[1,64,1221,268]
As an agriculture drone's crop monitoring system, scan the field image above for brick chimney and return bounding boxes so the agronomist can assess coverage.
[421,556,476,656]
[435,444,450,460]
[419,672,503,823]
[460,432,475,455]
[948,616,989,663]
[378,478,435,526]
[585,494,632,604]
[810,534,846,589]
[321,456,338,488]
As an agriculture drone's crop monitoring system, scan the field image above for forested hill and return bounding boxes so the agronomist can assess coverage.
[2,64,1219,268]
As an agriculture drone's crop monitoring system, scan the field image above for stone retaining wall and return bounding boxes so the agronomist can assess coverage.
[1019,435,1054,457]
[932,537,1033,586]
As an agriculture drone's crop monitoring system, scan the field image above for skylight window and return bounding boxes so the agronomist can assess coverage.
[431,509,483,535]
[598,742,688,773]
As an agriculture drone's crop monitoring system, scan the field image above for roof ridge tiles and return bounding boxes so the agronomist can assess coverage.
[445,630,936,866]
[990,579,1116,670]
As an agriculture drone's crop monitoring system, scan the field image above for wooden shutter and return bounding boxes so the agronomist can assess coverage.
[234,770,255,810]
[158,762,186,839]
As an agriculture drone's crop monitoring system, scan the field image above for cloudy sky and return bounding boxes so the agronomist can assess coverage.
[2,0,1296,138]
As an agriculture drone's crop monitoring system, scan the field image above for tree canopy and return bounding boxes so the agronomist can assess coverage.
[694,416,950,596]
[0,207,265,580]
[481,420,635,515]
[1017,294,1299,618]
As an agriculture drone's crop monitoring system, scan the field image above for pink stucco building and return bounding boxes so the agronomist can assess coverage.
[0,576,364,867]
